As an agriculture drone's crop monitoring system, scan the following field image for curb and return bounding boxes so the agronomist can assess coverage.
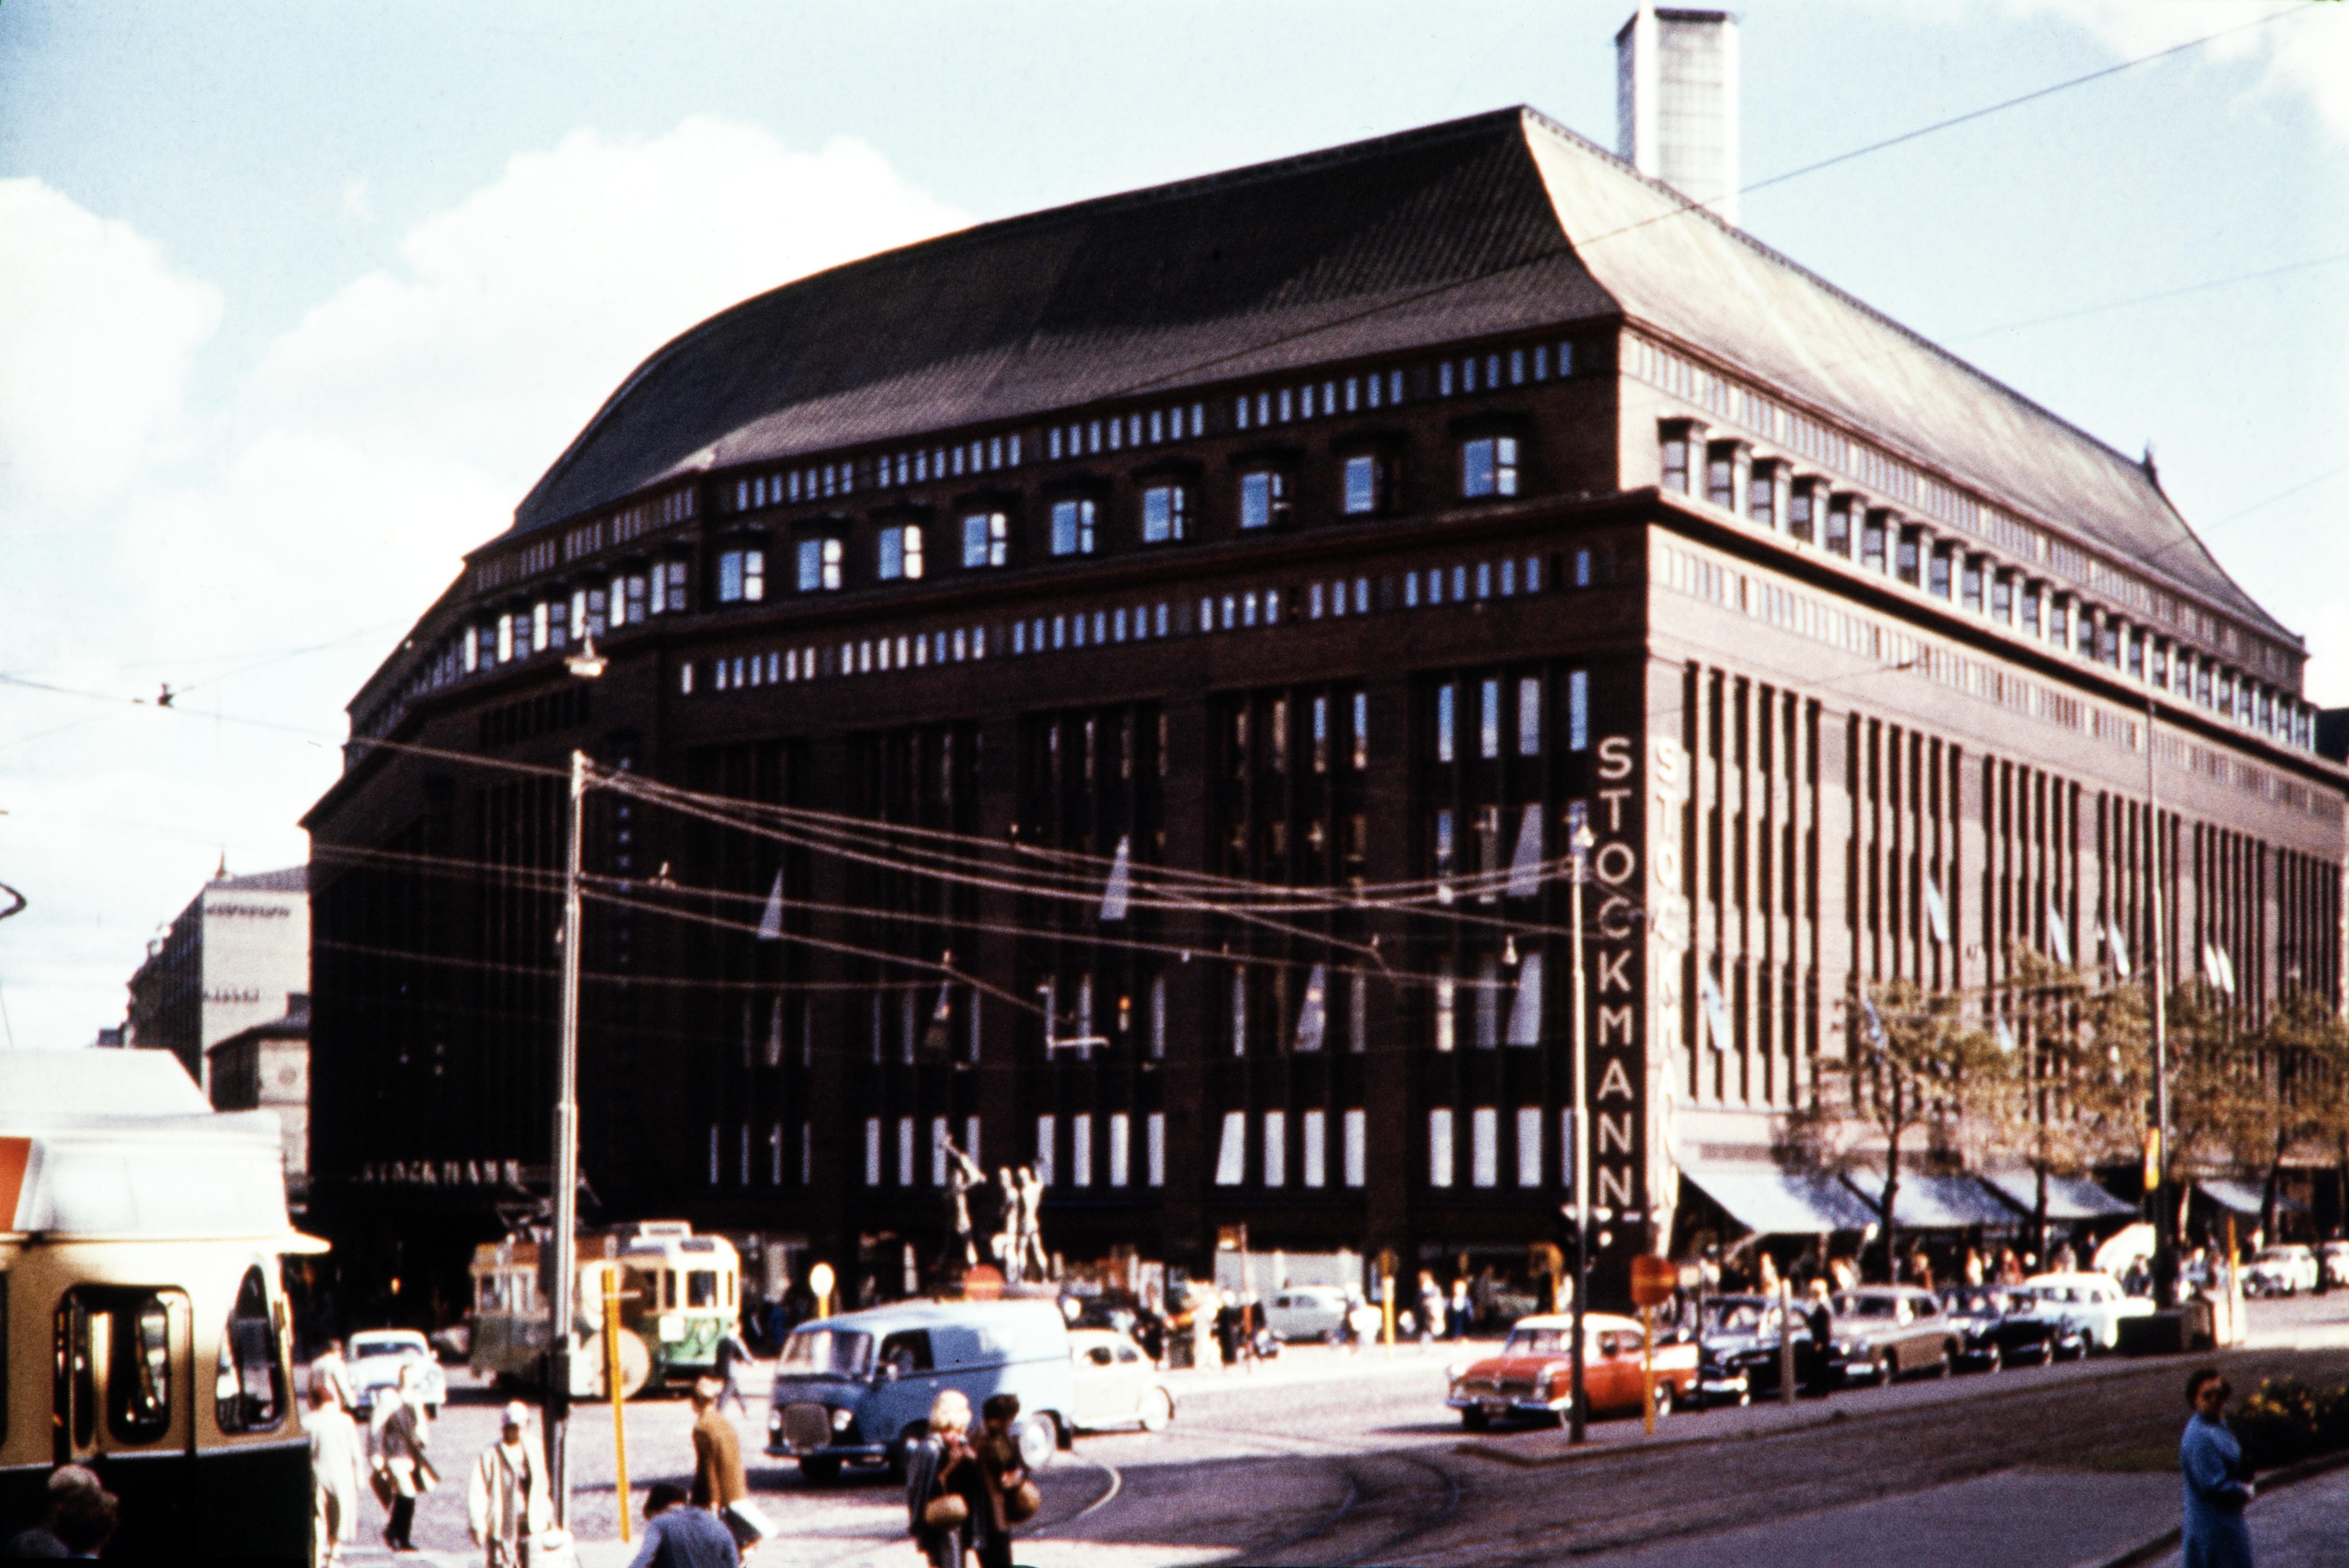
[2074,1445,2349,1568]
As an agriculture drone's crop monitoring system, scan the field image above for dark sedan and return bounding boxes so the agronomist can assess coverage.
[1938,1286,2086,1370]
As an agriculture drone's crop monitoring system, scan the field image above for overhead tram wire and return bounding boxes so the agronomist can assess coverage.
[1085,5,2306,406]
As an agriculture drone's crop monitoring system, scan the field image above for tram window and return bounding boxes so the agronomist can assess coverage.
[68,1303,97,1450]
[108,1296,172,1444]
[687,1271,719,1309]
[215,1266,285,1433]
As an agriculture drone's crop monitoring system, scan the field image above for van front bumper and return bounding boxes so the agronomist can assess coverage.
[767,1402,881,1461]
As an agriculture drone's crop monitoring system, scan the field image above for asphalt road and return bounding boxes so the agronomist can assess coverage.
[327,1291,2349,1568]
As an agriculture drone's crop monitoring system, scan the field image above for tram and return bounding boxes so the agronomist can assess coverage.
[1,1050,323,1559]
[470,1221,739,1397]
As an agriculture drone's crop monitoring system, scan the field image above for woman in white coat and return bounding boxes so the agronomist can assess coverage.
[304,1382,364,1567]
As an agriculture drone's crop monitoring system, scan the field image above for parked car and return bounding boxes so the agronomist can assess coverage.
[347,1329,447,1417]
[1825,1288,1961,1383]
[1938,1286,2083,1369]
[766,1299,1074,1483]
[2022,1271,2153,1351]
[1263,1286,1354,1342]
[2244,1245,2320,1297]
[1695,1295,1813,1402]
[1446,1313,1698,1430]
[2321,1242,2349,1287]
[1067,1329,1175,1432]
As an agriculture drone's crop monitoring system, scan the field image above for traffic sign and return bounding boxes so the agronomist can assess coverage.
[1629,1254,1677,1307]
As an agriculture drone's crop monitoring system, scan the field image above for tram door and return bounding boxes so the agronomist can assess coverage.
[53,1288,193,1552]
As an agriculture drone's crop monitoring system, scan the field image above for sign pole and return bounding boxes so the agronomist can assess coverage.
[1640,1305,1655,1436]
[603,1270,632,1543]
[1568,822,1595,1445]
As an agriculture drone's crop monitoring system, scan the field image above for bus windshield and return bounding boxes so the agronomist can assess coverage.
[781,1329,873,1377]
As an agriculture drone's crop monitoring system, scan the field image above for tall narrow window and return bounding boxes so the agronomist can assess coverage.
[1516,1106,1543,1188]
[1436,684,1456,763]
[1434,957,1456,1052]
[1480,679,1501,758]
[1568,669,1589,751]
[1862,514,1888,572]
[1661,432,1691,494]
[1896,527,1922,587]
[1518,677,1541,755]
[1462,436,1519,498]
[1262,1111,1286,1188]
[1826,496,1853,557]
[2022,583,2042,636]
[1302,1109,1327,1188]
[1961,556,1983,612]
[1342,454,1385,516]
[1035,1115,1057,1187]
[1148,1112,1166,1187]
[1108,1113,1131,1187]
[1788,480,1818,544]
[1991,571,2013,623]
[1428,1108,1455,1188]
[718,547,766,603]
[1352,692,1369,768]
[1071,1114,1093,1188]
[1214,1112,1246,1186]
[1471,1106,1499,1188]
[1343,1108,1366,1187]
[1240,471,1290,530]
[798,538,842,592]
[1927,543,1951,598]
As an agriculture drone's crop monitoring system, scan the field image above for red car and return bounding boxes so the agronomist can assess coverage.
[1447,1312,1700,1429]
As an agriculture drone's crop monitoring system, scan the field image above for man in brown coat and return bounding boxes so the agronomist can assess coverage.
[688,1377,748,1514]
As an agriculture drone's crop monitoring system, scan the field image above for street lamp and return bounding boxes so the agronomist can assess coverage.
[1567,818,1596,1445]
[545,748,589,1528]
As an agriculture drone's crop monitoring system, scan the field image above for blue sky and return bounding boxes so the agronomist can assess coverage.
[2,0,2344,1048]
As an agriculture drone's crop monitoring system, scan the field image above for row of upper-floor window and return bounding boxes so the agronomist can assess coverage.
[1661,424,2320,754]
[414,442,1543,694]
[677,547,1602,710]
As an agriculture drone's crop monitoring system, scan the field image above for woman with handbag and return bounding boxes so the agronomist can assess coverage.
[371,1365,436,1553]
[973,1394,1039,1568]
[904,1390,987,1568]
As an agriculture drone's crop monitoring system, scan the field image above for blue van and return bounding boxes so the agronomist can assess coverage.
[764,1298,1076,1481]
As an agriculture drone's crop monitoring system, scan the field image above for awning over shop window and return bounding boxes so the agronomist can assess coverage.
[1843,1171,2018,1229]
[2200,1179,2309,1216]
[1683,1167,1880,1237]
[1980,1171,2137,1222]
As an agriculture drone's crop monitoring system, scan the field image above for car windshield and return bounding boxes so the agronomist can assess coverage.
[349,1336,423,1360]
[1502,1328,1570,1355]
[1833,1294,1899,1319]
[781,1328,873,1376]
[1707,1301,1777,1333]
[1946,1291,2006,1315]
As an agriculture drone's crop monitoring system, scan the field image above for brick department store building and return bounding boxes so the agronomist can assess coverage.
[304,107,2346,1318]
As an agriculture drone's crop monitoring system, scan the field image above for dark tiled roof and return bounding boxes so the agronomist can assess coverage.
[511,110,1616,534]
[507,107,2287,641]
[213,865,308,893]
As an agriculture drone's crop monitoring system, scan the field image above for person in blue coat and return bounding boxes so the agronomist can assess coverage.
[2181,1367,2254,1568]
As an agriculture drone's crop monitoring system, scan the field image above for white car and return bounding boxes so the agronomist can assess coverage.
[347,1329,448,1416]
[2320,1242,2349,1288]
[1263,1286,1355,1343]
[2021,1272,2153,1351]
[1067,1329,1175,1432]
[2245,1245,2320,1297]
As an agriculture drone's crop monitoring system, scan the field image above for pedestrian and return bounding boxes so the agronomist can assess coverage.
[1418,1273,1443,1350]
[1964,1248,1985,1288]
[466,1401,552,1568]
[1757,1251,1780,1298]
[2179,1368,2253,1568]
[4,1465,103,1559]
[971,1394,1030,1568]
[1802,1280,1836,1397]
[689,1377,748,1514]
[1447,1278,1471,1340]
[310,1337,357,1413]
[44,1488,115,1562]
[1214,1291,1243,1371]
[371,1365,434,1553]
[715,1322,757,1419]
[306,1382,364,1568]
[904,1389,985,1568]
[626,1482,738,1568]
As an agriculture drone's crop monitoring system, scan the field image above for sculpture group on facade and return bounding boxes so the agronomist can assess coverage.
[938,1140,1049,1284]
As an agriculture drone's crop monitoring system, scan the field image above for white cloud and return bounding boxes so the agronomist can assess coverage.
[0,178,222,522]
[0,121,966,1048]
[250,118,967,495]
[2003,1,2349,141]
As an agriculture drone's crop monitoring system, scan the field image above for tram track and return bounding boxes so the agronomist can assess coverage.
[1142,1416,1467,1566]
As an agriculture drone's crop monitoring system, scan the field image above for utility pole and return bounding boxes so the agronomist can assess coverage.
[546,749,589,1528]
[2146,696,2176,1304]
[1568,820,1596,1444]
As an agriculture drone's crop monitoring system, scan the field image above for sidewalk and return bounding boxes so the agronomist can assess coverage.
[2130,1456,2349,1568]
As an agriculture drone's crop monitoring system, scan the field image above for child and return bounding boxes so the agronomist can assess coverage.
[974,1393,1032,1568]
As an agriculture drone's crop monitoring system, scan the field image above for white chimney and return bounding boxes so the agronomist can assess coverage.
[1616,6,1741,228]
